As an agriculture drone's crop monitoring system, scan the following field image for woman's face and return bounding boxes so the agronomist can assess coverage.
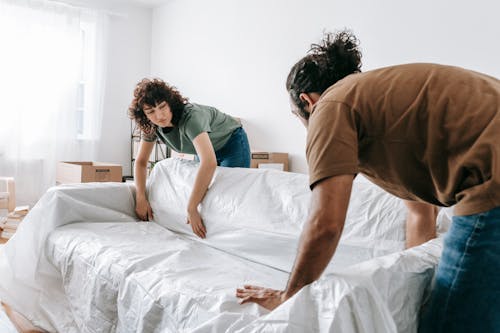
[143,101,173,127]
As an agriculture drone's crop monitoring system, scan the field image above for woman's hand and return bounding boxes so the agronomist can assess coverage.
[187,208,206,238]
[135,196,153,221]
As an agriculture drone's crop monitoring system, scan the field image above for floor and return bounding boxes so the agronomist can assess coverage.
[0,245,18,332]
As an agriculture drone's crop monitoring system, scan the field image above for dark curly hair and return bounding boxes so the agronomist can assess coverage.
[286,29,362,118]
[128,78,188,135]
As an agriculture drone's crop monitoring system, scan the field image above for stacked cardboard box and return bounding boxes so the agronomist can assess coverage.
[0,205,29,243]
[0,177,15,212]
[250,152,289,171]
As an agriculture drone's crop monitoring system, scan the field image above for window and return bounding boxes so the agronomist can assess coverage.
[77,20,97,140]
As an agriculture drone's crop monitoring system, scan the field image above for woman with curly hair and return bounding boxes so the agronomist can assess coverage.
[236,29,500,333]
[128,79,250,238]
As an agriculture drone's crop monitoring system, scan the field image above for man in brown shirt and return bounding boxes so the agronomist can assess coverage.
[236,30,500,333]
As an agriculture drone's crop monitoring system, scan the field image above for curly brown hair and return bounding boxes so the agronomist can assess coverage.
[286,29,362,118]
[128,78,188,135]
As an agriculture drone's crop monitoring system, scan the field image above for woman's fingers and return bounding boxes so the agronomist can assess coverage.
[199,221,207,234]
[136,211,147,221]
[188,219,203,238]
[186,213,207,238]
[194,223,206,238]
[196,224,206,238]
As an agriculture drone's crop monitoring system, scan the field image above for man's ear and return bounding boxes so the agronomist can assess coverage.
[299,93,320,113]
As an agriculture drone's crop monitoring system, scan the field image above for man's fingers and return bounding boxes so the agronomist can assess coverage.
[236,287,263,298]
[236,287,284,311]
[243,285,262,290]
[235,285,264,298]
[236,292,255,300]
[238,296,253,305]
[238,295,265,306]
[236,289,249,297]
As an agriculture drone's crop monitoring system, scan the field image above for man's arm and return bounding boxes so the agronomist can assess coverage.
[236,174,354,310]
[404,200,438,248]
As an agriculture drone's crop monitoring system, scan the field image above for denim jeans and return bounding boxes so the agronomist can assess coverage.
[197,127,251,167]
[419,206,500,333]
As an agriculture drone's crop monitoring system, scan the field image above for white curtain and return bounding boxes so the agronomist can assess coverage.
[0,0,108,207]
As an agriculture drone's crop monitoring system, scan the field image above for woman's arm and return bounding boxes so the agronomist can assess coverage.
[404,200,438,248]
[134,140,155,220]
[188,132,217,238]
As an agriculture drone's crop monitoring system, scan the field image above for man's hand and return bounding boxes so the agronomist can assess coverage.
[235,175,354,311]
[135,197,153,221]
[236,285,286,310]
[187,209,207,238]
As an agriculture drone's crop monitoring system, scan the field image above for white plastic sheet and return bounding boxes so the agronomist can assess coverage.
[0,183,137,331]
[0,158,443,332]
[148,160,409,273]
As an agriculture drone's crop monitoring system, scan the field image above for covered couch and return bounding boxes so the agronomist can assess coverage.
[0,158,446,332]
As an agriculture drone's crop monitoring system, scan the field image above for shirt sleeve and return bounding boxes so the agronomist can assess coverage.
[306,100,359,189]
[141,129,157,142]
[184,110,212,141]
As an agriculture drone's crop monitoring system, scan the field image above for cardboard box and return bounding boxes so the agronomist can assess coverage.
[57,162,123,184]
[0,177,15,212]
[251,152,289,171]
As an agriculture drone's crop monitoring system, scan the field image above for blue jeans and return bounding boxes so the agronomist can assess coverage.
[419,206,500,333]
[195,127,250,167]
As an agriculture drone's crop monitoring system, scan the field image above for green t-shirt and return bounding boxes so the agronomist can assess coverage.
[142,103,241,154]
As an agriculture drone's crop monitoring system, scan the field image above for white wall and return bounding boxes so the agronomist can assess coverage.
[97,6,152,177]
[150,0,500,173]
